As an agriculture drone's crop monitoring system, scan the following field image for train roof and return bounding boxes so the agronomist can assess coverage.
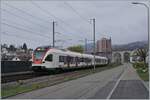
[36,45,52,49]
[33,47,107,60]
[45,48,107,59]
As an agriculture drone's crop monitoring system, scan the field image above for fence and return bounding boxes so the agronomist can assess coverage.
[1,61,32,73]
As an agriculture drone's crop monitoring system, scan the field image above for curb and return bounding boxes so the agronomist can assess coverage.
[131,64,149,91]
[140,79,149,91]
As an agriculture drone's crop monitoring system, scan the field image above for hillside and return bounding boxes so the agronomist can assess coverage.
[85,41,148,52]
[112,41,148,51]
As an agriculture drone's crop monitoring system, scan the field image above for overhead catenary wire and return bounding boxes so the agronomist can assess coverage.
[2,22,50,39]
[2,32,45,44]
[6,6,73,38]
[2,18,50,36]
[1,8,49,30]
[64,2,109,40]
[2,18,76,45]
[2,2,89,47]
[3,3,51,25]
[64,2,91,24]
[55,24,84,40]
[30,1,85,38]
[2,4,74,39]
[2,21,72,44]
[3,3,75,38]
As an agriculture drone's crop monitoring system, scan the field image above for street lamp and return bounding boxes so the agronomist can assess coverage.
[132,1,150,89]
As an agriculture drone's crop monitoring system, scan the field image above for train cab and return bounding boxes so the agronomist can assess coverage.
[32,46,51,71]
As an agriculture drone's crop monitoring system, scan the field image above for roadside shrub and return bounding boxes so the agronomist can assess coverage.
[133,62,149,73]
[133,62,145,69]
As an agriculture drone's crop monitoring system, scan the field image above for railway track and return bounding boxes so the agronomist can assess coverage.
[1,66,92,83]
[1,65,109,84]
[1,69,85,83]
[1,71,48,83]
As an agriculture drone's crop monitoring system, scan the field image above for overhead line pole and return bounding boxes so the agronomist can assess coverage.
[91,18,96,70]
[85,38,87,53]
[31,1,84,38]
[53,21,55,48]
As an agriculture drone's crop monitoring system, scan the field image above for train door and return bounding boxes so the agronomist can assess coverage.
[67,56,70,68]
[44,54,53,68]
[53,53,59,68]
[75,57,78,67]
[58,55,66,68]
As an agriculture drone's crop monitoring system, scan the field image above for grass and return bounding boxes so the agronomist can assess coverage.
[1,63,121,98]
[2,83,49,98]
[136,68,149,81]
[132,62,149,81]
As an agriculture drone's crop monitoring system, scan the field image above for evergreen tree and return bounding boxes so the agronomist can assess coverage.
[9,44,16,51]
[23,43,27,52]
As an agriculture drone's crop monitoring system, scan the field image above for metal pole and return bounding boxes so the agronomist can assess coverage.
[132,2,149,97]
[91,18,96,70]
[52,21,55,48]
[132,3,149,46]
[85,38,87,53]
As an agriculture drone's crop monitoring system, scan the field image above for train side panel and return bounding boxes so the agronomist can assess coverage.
[32,47,108,71]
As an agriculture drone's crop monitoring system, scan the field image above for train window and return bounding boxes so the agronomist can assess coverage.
[100,59,102,63]
[34,52,45,59]
[64,56,67,64]
[59,56,64,62]
[67,56,71,62]
[45,54,53,62]
[89,59,92,62]
[81,58,84,62]
[70,57,74,64]
[75,57,78,62]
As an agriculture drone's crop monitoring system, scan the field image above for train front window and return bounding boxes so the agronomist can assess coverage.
[34,52,45,59]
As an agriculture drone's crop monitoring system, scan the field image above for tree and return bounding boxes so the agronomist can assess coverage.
[135,48,148,67]
[9,44,16,51]
[67,45,83,53]
[23,43,27,52]
[2,43,8,48]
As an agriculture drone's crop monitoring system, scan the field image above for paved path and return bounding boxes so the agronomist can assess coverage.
[110,63,149,99]
[8,63,149,99]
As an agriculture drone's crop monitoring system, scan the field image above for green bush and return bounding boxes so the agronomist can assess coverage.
[132,62,149,81]
[133,62,148,74]
[133,62,146,69]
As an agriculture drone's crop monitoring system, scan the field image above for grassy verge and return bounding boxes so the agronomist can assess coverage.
[136,69,149,81]
[1,63,121,98]
[132,62,149,81]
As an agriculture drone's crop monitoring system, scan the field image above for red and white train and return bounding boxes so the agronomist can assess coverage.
[31,46,108,71]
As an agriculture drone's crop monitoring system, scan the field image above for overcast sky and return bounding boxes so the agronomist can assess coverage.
[1,0,149,49]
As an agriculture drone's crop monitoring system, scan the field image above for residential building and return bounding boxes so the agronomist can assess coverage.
[96,37,112,62]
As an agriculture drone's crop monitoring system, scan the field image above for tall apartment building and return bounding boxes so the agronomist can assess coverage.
[96,37,112,62]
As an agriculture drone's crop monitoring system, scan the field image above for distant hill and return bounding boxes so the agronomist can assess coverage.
[112,41,148,51]
[85,40,148,52]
